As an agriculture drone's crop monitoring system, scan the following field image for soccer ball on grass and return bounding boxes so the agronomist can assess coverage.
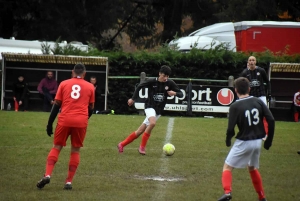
[163,143,175,156]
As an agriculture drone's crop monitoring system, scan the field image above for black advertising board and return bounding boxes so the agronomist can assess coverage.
[134,85,237,113]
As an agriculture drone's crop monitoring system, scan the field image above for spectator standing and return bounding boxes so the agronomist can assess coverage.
[293,90,300,122]
[90,76,102,113]
[294,90,300,155]
[37,71,58,112]
[12,75,29,111]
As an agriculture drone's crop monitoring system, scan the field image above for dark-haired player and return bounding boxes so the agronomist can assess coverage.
[240,56,271,140]
[36,63,95,190]
[117,65,183,155]
[217,77,275,201]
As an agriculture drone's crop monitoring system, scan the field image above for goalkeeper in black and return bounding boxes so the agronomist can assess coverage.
[217,77,275,201]
[117,65,183,155]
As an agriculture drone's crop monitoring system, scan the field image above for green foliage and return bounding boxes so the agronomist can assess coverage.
[49,45,300,114]
[51,43,87,56]
[41,42,51,54]
[0,112,300,201]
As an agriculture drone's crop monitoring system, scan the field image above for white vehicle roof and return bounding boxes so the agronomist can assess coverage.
[169,21,300,52]
[0,38,88,60]
[233,21,300,31]
[169,22,235,51]
[188,22,234,36]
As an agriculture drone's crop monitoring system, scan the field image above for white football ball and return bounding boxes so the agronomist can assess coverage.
[163,143,175,156]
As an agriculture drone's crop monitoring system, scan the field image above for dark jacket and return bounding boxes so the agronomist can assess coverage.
[13,79,29,100]
[92,82,102,99]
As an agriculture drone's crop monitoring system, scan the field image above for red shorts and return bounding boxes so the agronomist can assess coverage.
[54,124,87,147]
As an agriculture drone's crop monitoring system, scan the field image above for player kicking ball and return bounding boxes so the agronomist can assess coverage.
[117,65,183,155]
[217,77,275,201]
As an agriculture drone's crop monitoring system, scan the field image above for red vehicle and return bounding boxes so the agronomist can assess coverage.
[169,21,300,55]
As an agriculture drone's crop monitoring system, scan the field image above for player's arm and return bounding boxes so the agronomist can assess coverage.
[262,104,275,150]
[88,86,95,119]
[239,69,247,78]
[88,103,94,119]
[131,78,153,101]
[261,68,271,97]
[225,106,237,147]
[168,81,183,98]
[46,100,61,137]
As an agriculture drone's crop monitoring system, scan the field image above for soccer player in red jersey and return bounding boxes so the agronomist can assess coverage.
[217,77,275,201]
[37,63,95,190]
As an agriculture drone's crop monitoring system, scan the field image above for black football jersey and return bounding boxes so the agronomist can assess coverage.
[132,78,183,115]
[226,96,275,141]
[240,66,271,97]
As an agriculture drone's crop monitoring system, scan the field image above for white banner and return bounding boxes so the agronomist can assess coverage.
[135,103,230,113]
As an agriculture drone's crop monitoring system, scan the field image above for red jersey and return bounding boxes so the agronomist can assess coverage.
[55,78,95,127]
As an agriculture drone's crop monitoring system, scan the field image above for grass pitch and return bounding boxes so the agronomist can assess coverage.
[0,111,299,201]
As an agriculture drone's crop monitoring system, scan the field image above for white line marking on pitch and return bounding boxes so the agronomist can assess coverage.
[151,117,175,201]
[134,175,185,182]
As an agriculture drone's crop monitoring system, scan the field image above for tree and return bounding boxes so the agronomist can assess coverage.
[213,0,300,22]
[0,0,299,51]
[0,0,16,39]
[276,0,300,21]
[0,0,136,50]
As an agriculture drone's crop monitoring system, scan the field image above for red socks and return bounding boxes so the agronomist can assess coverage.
[221,169,265,200]
[221,170,232,194]
[295,112,299,122]
[140,132,150,148]
[66,152,80,183]
[250,169,265,200]
[120,131,151,150]
[45,148,61,176]
[44,148,80,184]
[121,132,138,147]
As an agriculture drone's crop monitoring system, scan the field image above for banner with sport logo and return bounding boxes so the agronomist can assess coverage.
[134,85,237,113]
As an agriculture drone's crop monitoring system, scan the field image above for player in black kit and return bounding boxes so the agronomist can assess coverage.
[240,56,271,100]
[117,65,183,155]
[217,77,275,201]
[240,56,271,139]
